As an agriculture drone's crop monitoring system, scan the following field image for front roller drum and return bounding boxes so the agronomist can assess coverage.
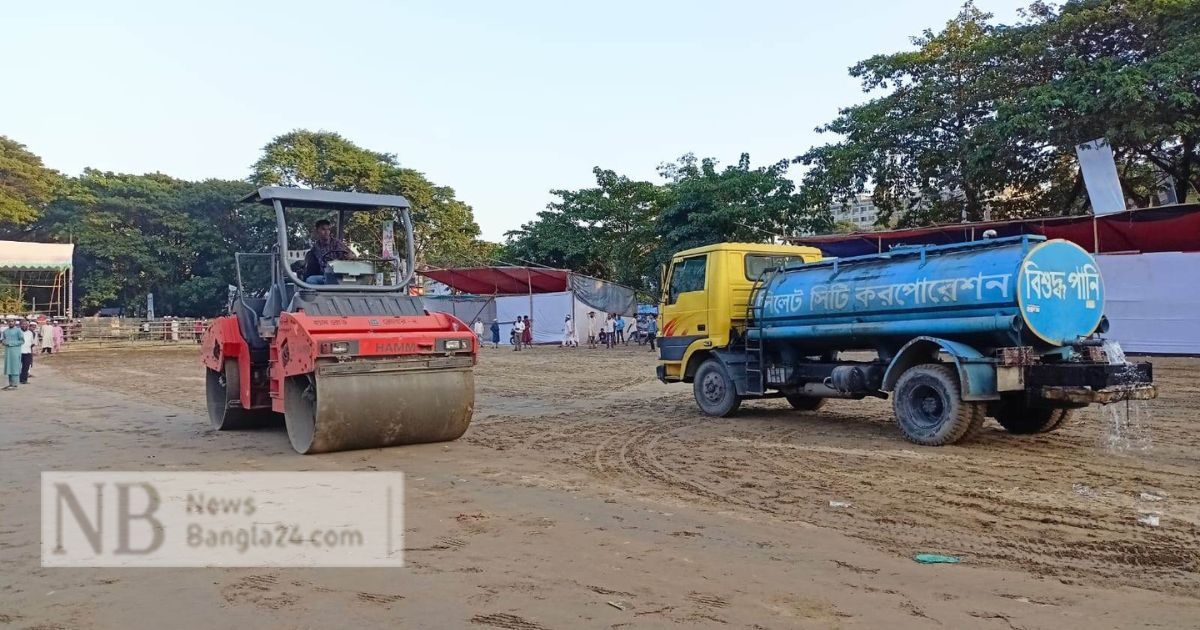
[284,367,475,454]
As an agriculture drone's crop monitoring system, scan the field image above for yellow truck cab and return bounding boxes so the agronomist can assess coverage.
[657,242,823,384]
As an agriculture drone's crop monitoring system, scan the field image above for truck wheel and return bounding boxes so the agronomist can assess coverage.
[693,359,741,417]
[993,397,1075,434]
[785,394,826,412]
[892,364,982,446]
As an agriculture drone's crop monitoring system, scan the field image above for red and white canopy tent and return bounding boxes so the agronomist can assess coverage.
[0,240,74,318]
[418,266,636,344]
[790,204,1200,354]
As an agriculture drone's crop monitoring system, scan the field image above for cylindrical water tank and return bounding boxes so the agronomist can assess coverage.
[755,236,1104,350]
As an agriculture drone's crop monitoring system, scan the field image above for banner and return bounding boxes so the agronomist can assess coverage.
[1076,138,1126,215]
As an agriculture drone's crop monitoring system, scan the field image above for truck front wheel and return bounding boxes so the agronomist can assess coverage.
[892,364,983,446]
[694,359,741,417]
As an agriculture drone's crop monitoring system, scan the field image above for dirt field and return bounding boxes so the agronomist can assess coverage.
[2,344,1198,628]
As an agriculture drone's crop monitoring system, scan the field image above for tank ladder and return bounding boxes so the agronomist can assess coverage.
[744,269,775,396]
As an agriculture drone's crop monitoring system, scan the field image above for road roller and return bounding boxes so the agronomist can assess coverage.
[200,187,477,454]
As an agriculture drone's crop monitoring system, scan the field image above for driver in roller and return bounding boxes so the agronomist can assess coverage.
[303,219,353,284]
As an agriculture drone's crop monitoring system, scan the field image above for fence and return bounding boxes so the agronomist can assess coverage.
[62,317,210,349]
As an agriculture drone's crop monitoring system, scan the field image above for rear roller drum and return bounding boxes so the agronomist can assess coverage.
[892,364,984,446]
[284,369,475,454]
[206,360,264,430]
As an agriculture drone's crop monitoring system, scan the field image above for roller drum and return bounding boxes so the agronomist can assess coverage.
[284,367,474,454]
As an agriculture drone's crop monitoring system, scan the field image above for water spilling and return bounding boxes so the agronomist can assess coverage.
[1098,398,1153,454]
[1101,339,1127,365]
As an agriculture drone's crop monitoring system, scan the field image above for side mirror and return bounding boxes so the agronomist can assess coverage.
[659,264,668,303]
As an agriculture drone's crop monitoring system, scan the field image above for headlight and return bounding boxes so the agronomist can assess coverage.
[444,339,465,351]
[330,341,351,354]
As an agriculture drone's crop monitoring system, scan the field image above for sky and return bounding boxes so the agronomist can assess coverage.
[2,0,1030,241]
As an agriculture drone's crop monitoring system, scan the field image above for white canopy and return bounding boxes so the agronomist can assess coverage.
[0,241,74,270]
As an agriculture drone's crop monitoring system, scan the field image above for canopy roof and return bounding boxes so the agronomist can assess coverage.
[790,204,1200,258]
[0,241,74,270]
[420,266,570,294]
[242,186,412,210]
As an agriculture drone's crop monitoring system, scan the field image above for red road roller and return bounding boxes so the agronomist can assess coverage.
[200,187,477,454]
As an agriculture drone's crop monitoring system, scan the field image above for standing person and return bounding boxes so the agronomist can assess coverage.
[586,312,598,349]
[512,317,525,351]
[603,314,615,349]
[490,319,500,349]
[40,320,54,354]
[472,319,484,345]
[646,314,658,351]
[53,321,64,352]
[615,314,625,345]
[522,315,533,348]
[193,319,205,344]
[2,321,21,390]
[20,321,35,383]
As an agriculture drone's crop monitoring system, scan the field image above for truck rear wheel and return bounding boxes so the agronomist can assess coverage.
[992,397,1075,434]
[892,364,983,446]
[785,394,826,412]
[694,359,741,417]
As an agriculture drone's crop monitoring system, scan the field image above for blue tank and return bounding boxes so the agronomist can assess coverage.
[755,235,1104,350]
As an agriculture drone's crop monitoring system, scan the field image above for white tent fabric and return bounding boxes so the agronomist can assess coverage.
[1097,252,1200,354]
[493,291,634,345]
[0,241,74,269]
[495,293,575,344]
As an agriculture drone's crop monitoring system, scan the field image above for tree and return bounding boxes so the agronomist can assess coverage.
[505,167,667,289]
[796,4,1007,227]
[993,0,1200,205]
[0,136,64,236]
[656,153,806,254]
[35,171,255,316]
[251,130,488,267]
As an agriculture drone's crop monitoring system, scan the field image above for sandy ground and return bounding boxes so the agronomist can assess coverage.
[1,344,1198,628]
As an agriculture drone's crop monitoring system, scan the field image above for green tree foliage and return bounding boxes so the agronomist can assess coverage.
[251,130,489,267]
[656,153,806,255]
[0,136,64,235]
[504,167,667,288]
[993,0,1200,205]
[798,0,1200,227]
[506,153,806,294]
[36,171,255,315]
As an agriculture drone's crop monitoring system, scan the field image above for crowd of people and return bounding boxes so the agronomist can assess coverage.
[470,311,659,352]
[1,316,65,390]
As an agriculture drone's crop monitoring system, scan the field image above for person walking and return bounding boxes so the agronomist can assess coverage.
[19,321,36,383]
[490,319,500,349]
[586,312,598,349]
[646,314,658,351]
[2,322,22,390]
[561,315,577,347]
[522,315,533,348]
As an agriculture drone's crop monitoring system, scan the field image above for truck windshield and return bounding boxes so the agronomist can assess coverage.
[745,254,805,280]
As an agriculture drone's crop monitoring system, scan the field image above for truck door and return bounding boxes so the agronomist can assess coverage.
[663,254,709,354]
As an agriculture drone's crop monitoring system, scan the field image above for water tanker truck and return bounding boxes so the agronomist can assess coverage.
[656,237,1157,445]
